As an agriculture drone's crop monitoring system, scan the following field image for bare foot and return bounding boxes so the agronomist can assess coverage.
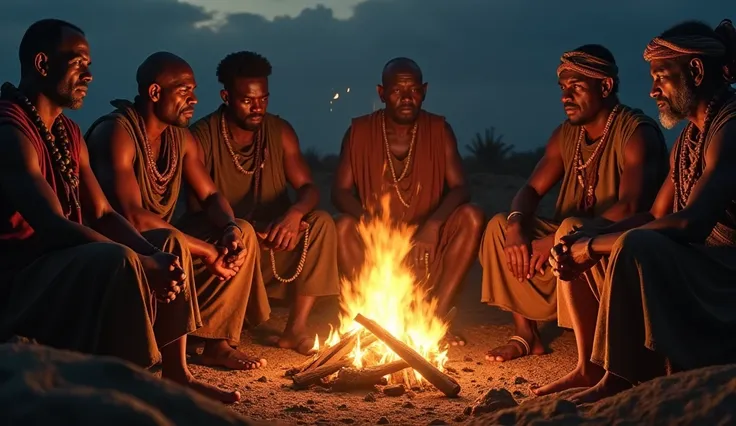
[485,335,544,362]
[568,372,632,404]
[198,347,266,370]
[165,372,241,404]
[443,329,467,347]
[269,333,316,356]
[532,364,604,396]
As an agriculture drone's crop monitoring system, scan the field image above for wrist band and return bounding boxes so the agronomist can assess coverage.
[585,237,596,259]
[507,211,523,222]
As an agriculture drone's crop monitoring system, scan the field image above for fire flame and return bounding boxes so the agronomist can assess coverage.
[319,195,449,385]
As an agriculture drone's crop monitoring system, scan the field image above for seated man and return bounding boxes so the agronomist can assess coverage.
[332,57,484,346]
[85,52,268,371]
[479,44,669,362]
[180,51,339,355]
[544,19,736,404]
[0,20,238,403]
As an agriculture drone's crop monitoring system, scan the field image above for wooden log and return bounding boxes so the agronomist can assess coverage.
[291,358,353,389]
[298,331,378,374]
[331,359,409,391]
[354,313,461,397]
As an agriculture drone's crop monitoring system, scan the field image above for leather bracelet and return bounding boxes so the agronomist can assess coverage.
[223,221,242,235]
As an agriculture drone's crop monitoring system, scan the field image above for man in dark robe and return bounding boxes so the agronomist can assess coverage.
[0,19,239,403]
[85,52,268,370]
[332,57,484,346]
[479,45,669,362]
[543,19,736,404]
[182,51,339,355]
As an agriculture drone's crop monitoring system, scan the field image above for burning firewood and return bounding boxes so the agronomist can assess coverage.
[354,313,461,397]
[330,359,410,391]
[288,329,378,376]
[291,358,353,389]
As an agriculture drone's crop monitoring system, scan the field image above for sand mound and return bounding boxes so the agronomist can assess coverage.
[0,341,265,426]
[468,364,736,425]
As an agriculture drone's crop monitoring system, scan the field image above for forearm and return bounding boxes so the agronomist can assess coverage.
[37,216,113,250]
[507,185,542,230]
[597,211,655,235]
[289,183,319,217]
[332,189,365,219]
[426,186,470,226]
[89,211,159,254]
[201,193,237,229]
[127,207,215,259]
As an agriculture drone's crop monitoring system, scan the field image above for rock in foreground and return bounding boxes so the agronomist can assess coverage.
[468,364,736,425]
[0,343,264,425]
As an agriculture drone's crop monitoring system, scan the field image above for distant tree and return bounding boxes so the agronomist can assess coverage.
[465,127,514,172]
[303,146,324,171]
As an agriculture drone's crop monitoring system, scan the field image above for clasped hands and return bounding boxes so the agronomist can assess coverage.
[204,223,248,281]
[548,228,601,281]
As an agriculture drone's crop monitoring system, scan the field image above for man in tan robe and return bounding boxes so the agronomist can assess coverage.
[332,57,485,346]
[479,44,669,362]
[542,19,736,404]
[0,20,239,403]
[86,52,269,371]
[180,51,339,355]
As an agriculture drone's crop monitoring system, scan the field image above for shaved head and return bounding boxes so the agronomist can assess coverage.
[377,57,427,125]
[381,57,423,86]
[135,51,197,127]
[136,51,193,96]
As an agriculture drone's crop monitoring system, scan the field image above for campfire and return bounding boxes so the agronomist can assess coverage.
[286,196,461,397]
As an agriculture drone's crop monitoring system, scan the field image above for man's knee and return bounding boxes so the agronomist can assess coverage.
[554,216,586,243]
[86,242,140,272]
[485,212,508,236]
[455,204,485,232]
[335,214,359,240]
[143,228,192,259]
[307,210,336,237]
[233,218,257,245]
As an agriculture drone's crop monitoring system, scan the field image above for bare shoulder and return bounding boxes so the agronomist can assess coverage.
[277,116,300,148]
[0,124,38,169]
[706,119,736,162]
[86,117,136,155]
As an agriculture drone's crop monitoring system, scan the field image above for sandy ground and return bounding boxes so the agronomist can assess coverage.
[187,262,577,425]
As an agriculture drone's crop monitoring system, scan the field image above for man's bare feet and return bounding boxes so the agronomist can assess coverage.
[443,329,467,347]
[164,371,241,404]
[271,332,316,356]
[486,335,544,362]
[198,347,266,370]
[568,372,632,404]
[531,363,605,396]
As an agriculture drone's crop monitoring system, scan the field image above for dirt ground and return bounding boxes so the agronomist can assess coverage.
[188,263,578,425]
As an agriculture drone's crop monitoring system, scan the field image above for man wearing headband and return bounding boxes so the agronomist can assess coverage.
[544,19,736,403]
[479,44,668,363]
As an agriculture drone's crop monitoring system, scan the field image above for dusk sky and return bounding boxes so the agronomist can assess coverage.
[0,0,731,155]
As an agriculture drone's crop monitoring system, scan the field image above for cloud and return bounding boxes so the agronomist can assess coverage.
[0,0,731,155]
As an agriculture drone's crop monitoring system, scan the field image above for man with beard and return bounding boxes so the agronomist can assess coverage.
[332,57,484,346]
[479,44,669,363]
[181,51,339,355]
[543,19,736,404]
[0,20,239,403]
[86,52,269,371]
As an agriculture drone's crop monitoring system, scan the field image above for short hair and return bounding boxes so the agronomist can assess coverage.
[135,51,190,96]
[216,51,272,89]
[382,57,423,84]
[658,20,736,85]
[19,19,85,76]
[571,44,619,94]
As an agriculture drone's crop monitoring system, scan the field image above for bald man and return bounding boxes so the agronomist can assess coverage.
[86,52,271,371]
[332,57,484,346]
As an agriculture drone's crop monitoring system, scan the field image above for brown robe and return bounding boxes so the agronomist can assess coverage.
[591,93,736,383]
[181,106,338,302]
[342,109,467,290]
[0,100,198,367]
[479,105,668,327]
[86,101,267,343]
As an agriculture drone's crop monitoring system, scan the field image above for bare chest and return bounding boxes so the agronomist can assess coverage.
[385,133,414,161]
